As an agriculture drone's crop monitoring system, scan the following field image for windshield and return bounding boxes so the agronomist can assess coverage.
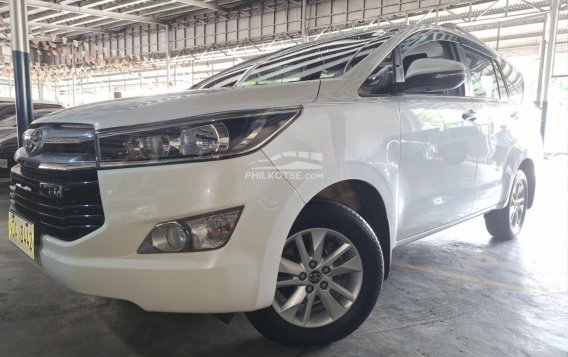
[195,29,396,89]
[192,52,272,89]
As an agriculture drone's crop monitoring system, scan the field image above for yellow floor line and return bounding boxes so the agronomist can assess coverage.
[391,261,567,297]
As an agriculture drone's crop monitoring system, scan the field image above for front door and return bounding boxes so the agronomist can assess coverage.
[395,31,479,239]
[397,96,479,239]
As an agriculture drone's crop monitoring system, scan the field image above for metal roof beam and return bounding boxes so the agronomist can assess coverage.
[29,0,117,23]
[174,0,226,12]
[0,0,164,24]
[480,28,568,42]
[496,39,568,51]
[460,12,568,31]
[29,0,175,34]
[28,20,109,33]
[1,16,109,33]
[32,0,154,25]
[62,2,186,28]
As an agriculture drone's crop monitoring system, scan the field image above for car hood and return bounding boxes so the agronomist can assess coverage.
[0,132,16,154]
[0,127,16,140]
[34,81,320,130]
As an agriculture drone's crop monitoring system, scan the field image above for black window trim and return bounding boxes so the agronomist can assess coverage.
[459,43,504,103]
[495,55,525,105]
[493,58,510,102]
[358,29,467,98]
[234,30,395,87]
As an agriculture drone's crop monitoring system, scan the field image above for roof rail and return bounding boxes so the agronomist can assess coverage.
[440,23,459,30]
[441,22,474,37]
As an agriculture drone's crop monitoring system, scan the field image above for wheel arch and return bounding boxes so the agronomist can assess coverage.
[518,158,536,208]
[309,179,393,279]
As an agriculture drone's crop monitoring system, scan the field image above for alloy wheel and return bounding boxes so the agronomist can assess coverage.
[273,228,364,328]
[509,179,527,235]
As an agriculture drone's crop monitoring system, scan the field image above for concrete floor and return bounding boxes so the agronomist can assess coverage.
[0,157,567,357]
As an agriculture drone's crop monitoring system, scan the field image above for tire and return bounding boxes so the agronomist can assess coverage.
[484,170,529,240]
[246,200,384,346]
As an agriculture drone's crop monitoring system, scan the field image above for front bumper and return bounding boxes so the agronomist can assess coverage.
[35,152,305,313]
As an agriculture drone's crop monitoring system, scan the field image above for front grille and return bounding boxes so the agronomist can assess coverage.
[10,165,105,241]
[1,138,18,153]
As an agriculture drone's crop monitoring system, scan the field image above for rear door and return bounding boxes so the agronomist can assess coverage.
[460,46,518,212]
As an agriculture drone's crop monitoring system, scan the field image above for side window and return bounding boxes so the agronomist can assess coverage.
[497,58,524,104]
[197,67,250,89]
[344,37,389,73]
[401,40,463,96]
[359,53,393,96]
[463,48,500,100]
[359,31,463,97]
[239,32,388,86]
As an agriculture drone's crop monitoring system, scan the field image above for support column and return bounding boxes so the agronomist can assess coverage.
[301,0,308,43]
[495,22,501,51]
[8,71,13,98]
[540,0,560,140]
[9,0,34,147]
[38,77,44,100]
[165,24,171,92]
[535,15,548,106]
[72,71,76,106]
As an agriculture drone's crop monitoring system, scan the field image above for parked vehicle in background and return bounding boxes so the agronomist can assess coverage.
[0,100,62,121]
[0,107,63,177]
[7,25,541,345]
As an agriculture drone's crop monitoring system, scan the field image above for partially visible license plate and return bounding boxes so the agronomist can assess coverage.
[0,159,7,169]
[8,211,35,260]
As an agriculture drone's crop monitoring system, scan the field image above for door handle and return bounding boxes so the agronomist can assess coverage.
[462,109,477,122]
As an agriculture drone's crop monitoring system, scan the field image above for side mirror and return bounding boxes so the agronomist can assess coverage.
[398,58,467,93]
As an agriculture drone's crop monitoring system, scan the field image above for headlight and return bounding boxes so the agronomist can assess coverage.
[96,107,301,168]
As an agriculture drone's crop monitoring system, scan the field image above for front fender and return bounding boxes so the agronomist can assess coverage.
[262,101,400,248]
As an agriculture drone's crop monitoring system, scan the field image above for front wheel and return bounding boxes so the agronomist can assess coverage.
[247,200,384,346]
[484,170,529,240]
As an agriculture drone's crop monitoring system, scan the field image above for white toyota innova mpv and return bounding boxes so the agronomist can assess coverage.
[8,24,542,345]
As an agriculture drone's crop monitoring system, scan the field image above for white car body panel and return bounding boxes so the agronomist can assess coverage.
[34,81,320,130]
[472,100,542,212]
[10,25,542,315]
[262,99,401,244]
[39,151,305,312]
[397,95,478,239]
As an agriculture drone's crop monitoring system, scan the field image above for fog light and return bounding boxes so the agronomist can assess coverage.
[149,222,190,252]
[138,207,243,254]
[182,208,242,250]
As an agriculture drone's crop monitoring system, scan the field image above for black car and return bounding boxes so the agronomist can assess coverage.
[0,108,62,177]
[0,101,62,121]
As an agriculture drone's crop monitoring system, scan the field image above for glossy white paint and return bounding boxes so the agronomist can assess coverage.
[472,100,542,212]
[39,151,305,313]
[33,81,321,130]
[262,99,401,242]
[25,25,542,314]
[472,99,513,211]
[396,95,479,239]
